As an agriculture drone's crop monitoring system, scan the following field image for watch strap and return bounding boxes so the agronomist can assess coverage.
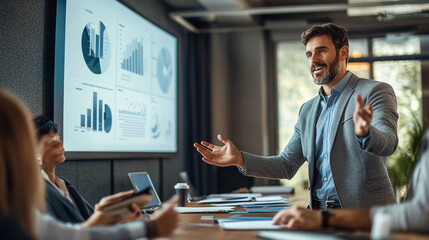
[321,210,330,228]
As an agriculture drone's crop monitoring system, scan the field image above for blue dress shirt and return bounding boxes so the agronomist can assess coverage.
[312,71,352,201]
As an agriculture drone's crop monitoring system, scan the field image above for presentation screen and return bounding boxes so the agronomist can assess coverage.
[54,0,177,157]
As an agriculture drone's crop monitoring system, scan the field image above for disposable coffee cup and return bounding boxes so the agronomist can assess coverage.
[174,183,189,207]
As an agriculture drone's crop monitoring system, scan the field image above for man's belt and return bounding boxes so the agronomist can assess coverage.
[312,199,341,210]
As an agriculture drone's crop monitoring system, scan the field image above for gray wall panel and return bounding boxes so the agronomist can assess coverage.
[113,159,160,194]
[77,160,111,206]
[210,31,269,192]
[56,160,78,186]
[161,157,182,199]
[0,0,45,116]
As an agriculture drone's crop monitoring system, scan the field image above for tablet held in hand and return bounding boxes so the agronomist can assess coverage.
[103,187,153,216]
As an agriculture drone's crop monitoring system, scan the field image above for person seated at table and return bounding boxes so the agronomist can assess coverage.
[35,115,95,223]
[272,129,429,233]
[35,116,157,224]
[0,89,178,239]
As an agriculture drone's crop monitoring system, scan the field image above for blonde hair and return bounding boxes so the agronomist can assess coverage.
[0,90,45,238]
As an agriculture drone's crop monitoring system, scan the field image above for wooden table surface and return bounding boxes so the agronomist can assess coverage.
[167,193,429,240]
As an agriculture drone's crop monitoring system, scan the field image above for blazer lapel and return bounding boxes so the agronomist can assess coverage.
[330,74,359,148]
[45,180,80,214]
[307,97,321,188]
[65,180,93,218]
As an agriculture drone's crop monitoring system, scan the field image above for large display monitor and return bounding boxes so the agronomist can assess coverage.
[54,0,177,158]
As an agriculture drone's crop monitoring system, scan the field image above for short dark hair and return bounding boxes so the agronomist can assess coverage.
[301,23,349,53]
[34,116,58,140]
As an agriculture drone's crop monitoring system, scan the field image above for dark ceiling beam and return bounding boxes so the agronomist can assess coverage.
[170,0,429,33]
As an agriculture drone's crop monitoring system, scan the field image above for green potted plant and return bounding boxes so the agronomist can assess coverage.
[387,117,427,201]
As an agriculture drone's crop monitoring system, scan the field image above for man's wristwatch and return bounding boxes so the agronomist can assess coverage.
[321,210,330,228]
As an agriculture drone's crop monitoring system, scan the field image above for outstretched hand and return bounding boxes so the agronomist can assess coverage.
[354,94,373,138]
[194,134,244,168]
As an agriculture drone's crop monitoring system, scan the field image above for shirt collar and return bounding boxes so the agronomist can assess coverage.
[41,170,67,191]
[333,71,352,93]
[41,170,50,182]
[318,71,352,99]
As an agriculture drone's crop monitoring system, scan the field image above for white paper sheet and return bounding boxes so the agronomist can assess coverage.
[174,206,235,213]
[198,197,253,204]
[212,199,287,207]
[257,231,342,240]
[219,220,282,230]
[207,193,262,198]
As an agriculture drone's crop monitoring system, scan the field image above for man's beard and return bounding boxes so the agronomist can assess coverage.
[312,52,340,85]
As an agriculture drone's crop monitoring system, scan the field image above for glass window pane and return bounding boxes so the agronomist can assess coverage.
[349,39,368,58]
[373,34,420,56]
[276,41,318,190]
[373,60,422,147]
[420,35,429,55]
[347,62,370,79]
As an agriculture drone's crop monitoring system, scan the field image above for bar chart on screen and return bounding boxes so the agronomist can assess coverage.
[76,91,112,134]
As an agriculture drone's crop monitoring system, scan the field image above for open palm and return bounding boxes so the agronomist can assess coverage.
[353,94,373,138]
[194,134,244,168]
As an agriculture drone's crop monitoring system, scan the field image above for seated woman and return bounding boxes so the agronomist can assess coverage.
[272,130,429,233]
[0,89,178,239]
[35,116,93,223]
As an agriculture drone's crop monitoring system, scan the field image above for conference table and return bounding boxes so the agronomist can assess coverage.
[168,193,429,240]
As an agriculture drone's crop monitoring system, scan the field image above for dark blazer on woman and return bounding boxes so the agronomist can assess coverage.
[45,178,93,223]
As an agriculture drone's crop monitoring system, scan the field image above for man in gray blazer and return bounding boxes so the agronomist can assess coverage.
[194,23,398,209]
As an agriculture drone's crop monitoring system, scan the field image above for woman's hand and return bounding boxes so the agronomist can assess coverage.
[149,195,179,238]
[83,190,144,226]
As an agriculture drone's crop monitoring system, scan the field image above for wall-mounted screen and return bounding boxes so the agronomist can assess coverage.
[54,0,177,157]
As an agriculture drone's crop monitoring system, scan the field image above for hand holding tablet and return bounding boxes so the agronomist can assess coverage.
[101,187,153,217]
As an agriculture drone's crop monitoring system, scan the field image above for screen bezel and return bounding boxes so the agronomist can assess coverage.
[128,172,162,210]
[54,0,179,159]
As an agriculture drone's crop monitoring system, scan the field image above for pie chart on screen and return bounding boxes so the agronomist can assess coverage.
[151,111,160,139]
[81,21,111,74]
[156,47,172,94]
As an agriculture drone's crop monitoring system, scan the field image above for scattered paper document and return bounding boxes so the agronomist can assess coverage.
[244,203,292,208]
[174,206,234,213]
[210,195,287,206]
[213,199,287,207]
[229,211,248,214]
[251,186,294,194]
[219,220,281,230]
[207,193,262,198]
[255,196,286,201]
[198,197,254,204]
[215,216,272,223]
[244,208,284,213]
[198,194,274,204]
[257,231,342,240]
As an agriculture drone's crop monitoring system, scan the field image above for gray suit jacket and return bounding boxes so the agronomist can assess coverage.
[241,73,398,208]
[45,178,93,223]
